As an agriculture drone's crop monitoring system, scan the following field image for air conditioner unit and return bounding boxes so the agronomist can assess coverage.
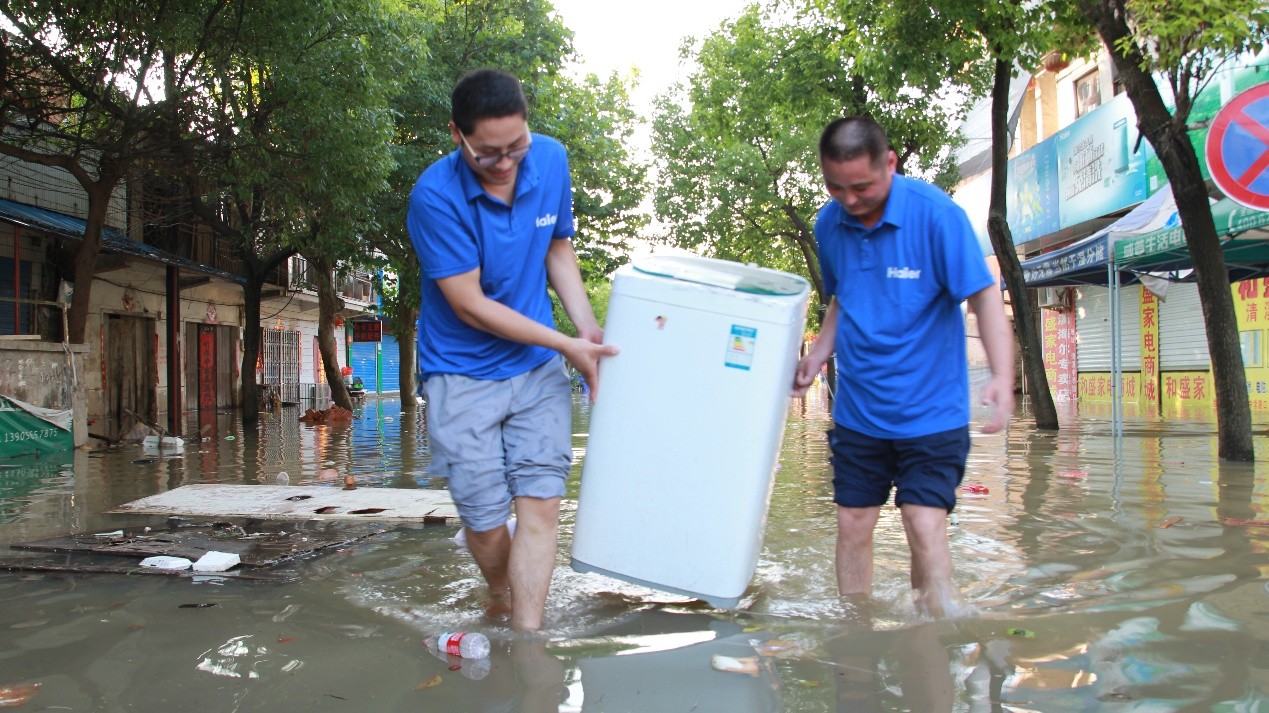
[1037,287,1067,309]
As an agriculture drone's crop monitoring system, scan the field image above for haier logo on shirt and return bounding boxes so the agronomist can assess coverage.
[887,266,922,280]
[536,213,557,228]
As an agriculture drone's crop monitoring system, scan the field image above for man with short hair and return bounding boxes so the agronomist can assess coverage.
[408,68,616,631]
[793,115,1015,618]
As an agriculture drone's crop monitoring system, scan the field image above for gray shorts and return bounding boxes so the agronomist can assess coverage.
[423,356,573,532]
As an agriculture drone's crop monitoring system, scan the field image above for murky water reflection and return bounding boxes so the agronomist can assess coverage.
[1,387,1268,711]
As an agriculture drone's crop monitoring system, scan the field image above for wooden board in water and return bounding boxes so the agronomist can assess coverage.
[108,484,458,523]
[11,520,391,567]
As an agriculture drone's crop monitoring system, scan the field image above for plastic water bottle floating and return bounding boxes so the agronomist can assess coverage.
[426,631,490,660]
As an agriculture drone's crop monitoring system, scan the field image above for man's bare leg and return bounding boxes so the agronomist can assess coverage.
[508,496,561,632]
[464,523,513,622]
[836,505,881,597]
[900,503,954,618]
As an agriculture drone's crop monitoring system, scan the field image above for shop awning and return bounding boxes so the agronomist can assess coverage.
[1113,198,1269,279]
[1020,186,1179,287]
[1020,230,1122,286]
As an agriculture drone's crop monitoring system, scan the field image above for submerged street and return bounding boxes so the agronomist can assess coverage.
[0,388,1267,711]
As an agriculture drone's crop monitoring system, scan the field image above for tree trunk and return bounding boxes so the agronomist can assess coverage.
[1079,0,1254,460]
[394,295,419,402]
[986,57,1059,430]
[67,173,124,343]
[240,278,263,426]
[311,255,352,411]
[66,189,110,344]
[236,247,297,426]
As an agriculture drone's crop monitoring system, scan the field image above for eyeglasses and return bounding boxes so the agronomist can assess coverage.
[460,132,532,168]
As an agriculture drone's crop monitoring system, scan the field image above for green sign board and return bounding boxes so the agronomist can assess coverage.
[1115,198,1269,270]
[0,396,73,458]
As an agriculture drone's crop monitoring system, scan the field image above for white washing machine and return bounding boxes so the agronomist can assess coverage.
[571,255,810,607]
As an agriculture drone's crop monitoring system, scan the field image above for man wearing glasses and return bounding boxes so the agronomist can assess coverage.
[407,69,616,632]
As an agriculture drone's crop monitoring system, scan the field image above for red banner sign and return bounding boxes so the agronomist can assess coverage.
[352,321,382,343]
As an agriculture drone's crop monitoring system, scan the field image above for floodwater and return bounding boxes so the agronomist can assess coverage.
[1,387,1268,712]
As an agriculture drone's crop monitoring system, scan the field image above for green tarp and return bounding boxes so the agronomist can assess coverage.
[0,395,72,458]
[1113,198,1269,275]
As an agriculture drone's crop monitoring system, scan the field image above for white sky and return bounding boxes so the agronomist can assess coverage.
[550,0,753,118]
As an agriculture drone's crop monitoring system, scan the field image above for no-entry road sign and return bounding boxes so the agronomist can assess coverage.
[1207,82,1269,211]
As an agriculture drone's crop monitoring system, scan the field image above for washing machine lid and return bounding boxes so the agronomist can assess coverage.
[632,255,807,296]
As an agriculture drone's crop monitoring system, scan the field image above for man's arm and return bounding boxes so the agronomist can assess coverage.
[545,239,602,345]
[965,284,1015,433]
[435,259,617,400]
[793,298,838,397]
[545,238,614,398]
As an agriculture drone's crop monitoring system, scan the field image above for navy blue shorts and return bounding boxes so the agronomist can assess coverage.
[829,424,970,512]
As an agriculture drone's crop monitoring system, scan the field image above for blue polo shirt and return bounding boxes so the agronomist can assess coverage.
[815,174,993,439]
[407,133,575,380]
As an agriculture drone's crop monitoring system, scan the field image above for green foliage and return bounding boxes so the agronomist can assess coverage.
[535,72,647,282]
[370,0,577,336]
[650,0,982,302]
[370,0,646,338]
[650,7,832,281]
[0,0,202,177]
[1120,0,1269,65]
[551,279,611,337]
[177,0,424,259]
[1111,0,1269,108]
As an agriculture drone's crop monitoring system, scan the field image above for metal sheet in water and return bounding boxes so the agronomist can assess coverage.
[108,484,458,522]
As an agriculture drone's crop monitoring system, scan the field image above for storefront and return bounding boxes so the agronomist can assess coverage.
[1013,54,1269,419]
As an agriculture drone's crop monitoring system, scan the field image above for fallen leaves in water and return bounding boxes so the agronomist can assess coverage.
[1222,517,1269,527]
[0,682,40,707]
[414,675,443,690]
[1156,516,1183,529]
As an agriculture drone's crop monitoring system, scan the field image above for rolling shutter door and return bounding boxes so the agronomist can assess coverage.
[1075,285,1141,371]
[1158,283,1209,370]
[350,333,401,393]
[378,334,400,393]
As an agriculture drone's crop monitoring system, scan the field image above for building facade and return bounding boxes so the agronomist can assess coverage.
[954,46,1269,421]
[0,150,384,441]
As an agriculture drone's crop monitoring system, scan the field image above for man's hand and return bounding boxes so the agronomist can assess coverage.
[792,353,827,397]
[978,374,1015,434]
[561,334,618,402]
